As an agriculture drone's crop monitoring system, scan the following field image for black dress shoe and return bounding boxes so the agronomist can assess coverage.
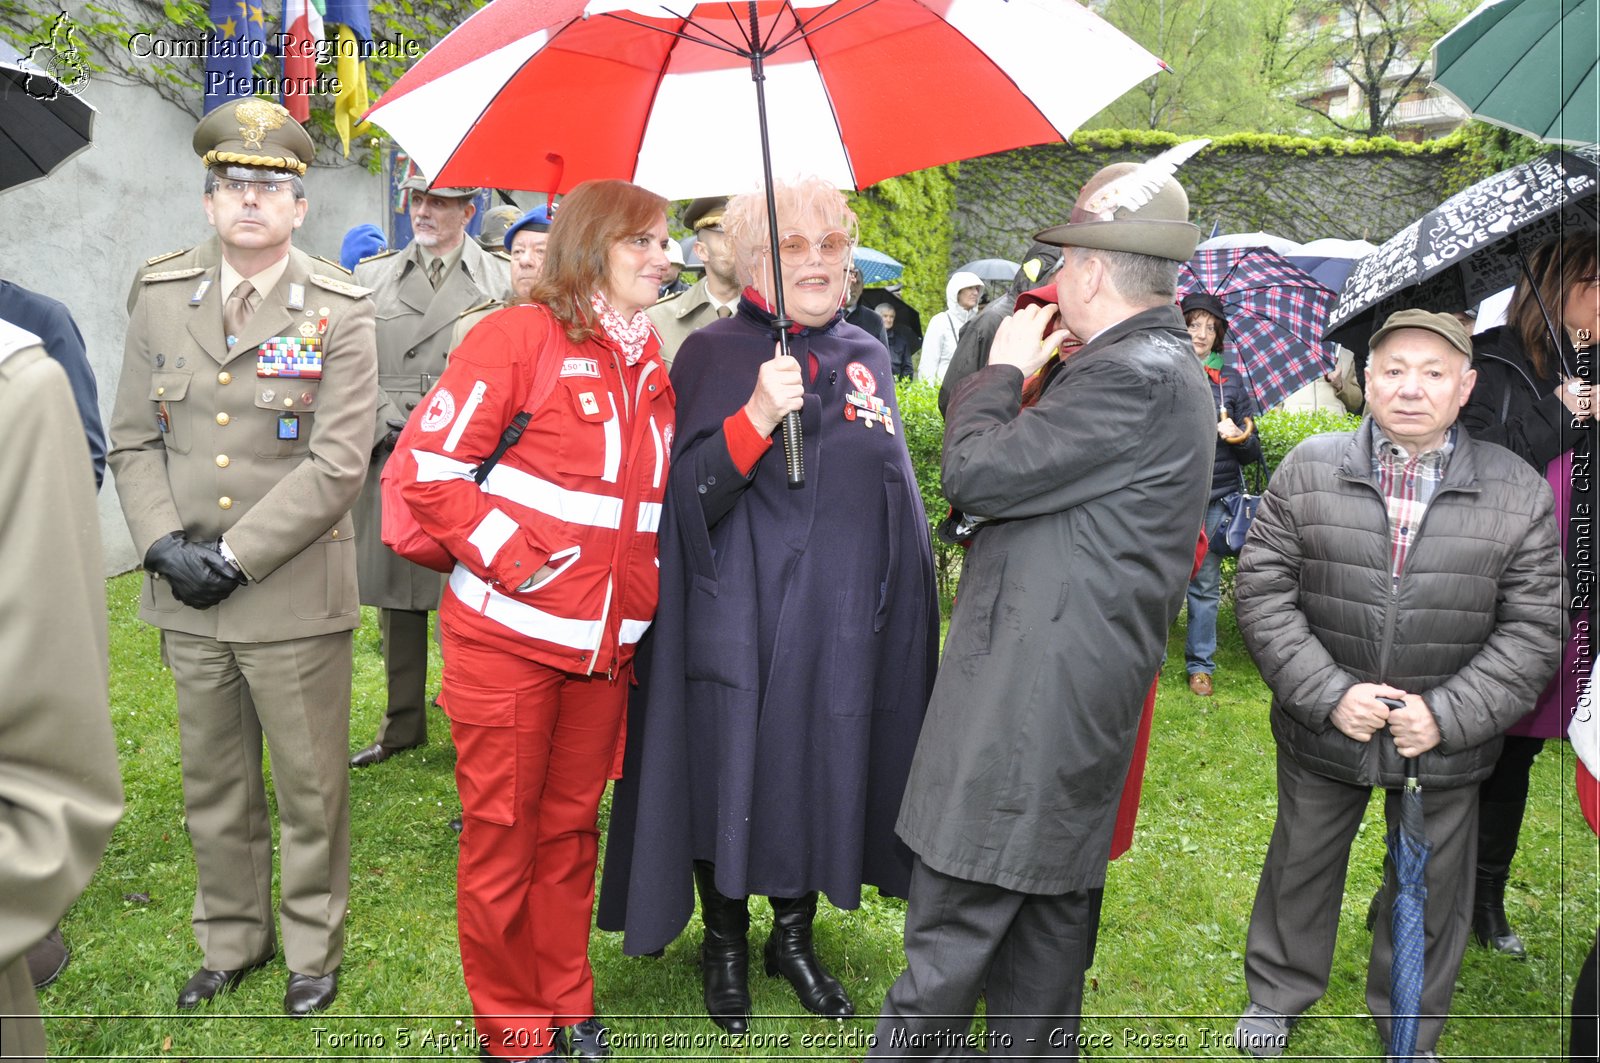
[284,969,338,1017]
[449,816,464,833]
[177,958,270,1009]
[562,1017,612,1061]
[27,927,69,989]
[349,741,419,768]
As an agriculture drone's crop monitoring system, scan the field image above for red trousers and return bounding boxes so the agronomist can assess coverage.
[441,622,626,1059]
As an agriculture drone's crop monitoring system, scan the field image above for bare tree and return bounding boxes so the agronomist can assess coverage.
[1276,0,1470,138]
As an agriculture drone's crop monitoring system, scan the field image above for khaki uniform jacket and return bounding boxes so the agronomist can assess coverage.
[0,332,123,1061]
[646,277,725,368]
[109,246,379,642]
[351,240,510,610]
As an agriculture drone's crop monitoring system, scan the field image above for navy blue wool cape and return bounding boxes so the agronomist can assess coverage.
[597,298,939,955]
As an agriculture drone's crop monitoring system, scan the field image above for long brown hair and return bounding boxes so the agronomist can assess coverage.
[529,179,669,343]
[1511,229,1599,379]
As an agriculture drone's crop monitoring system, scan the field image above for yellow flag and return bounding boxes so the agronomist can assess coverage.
[333,25,372,156]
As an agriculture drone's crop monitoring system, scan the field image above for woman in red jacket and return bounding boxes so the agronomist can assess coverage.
[398,179,675,1062]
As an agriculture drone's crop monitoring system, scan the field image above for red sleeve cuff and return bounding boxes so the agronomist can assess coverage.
[723,408,773,477]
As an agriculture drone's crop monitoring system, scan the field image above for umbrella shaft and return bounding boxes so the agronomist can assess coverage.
[747,0,803,487]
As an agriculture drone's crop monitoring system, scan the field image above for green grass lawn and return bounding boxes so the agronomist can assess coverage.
[38,572,1597,1059]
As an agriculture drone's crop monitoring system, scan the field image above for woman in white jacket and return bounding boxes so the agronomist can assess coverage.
[916,270,984,386]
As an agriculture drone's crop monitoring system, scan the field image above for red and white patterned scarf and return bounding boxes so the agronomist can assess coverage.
[591,292,653,366]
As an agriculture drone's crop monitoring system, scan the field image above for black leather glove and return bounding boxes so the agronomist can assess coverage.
[143,532,245,609]
[374,417,407,457]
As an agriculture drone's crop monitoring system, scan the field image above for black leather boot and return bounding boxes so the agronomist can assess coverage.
[1472,874,1527,957]
[1474,794,1529,957]
[694,862,751,1034]
[763,892,853,1019]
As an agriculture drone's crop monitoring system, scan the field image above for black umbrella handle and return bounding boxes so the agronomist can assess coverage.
[780,409,803,486]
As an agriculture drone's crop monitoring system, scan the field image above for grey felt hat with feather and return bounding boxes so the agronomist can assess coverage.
[1036,139,1208,262]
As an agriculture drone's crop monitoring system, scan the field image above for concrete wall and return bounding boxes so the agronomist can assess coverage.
[0,78,387,575]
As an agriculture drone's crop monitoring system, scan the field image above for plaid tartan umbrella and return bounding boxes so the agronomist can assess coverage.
[1176,247,1340,413]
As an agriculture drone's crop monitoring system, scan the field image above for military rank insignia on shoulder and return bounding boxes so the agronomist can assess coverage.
[357,249,397,265]
[458,299,503,319]
[142,266,209,284]
[143,247,195,267]
[309,273,373,298]
[311,254,354,276]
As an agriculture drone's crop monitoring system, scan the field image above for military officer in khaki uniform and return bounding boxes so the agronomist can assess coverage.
[0,322,123,1063]
[348,177,509,768]
[108,99,378,1017]
[647,195,740,365]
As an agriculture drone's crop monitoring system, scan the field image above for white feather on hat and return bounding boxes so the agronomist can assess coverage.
[1079,138,1211,221]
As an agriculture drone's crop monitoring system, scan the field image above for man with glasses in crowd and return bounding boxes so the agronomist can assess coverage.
[109,98,378,1016]
[843,264,890,349]
[349,177,509,771]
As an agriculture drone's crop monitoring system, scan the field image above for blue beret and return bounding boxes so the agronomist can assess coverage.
[504,204,554,249]
[340,224,387,271]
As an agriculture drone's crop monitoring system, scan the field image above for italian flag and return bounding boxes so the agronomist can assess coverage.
[283,0,326,121]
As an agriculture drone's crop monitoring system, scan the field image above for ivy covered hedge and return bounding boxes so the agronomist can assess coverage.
[950,129,1468,277]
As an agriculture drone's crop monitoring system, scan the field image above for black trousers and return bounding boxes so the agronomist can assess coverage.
[1575,927,1599,1063]
[871,857,1094,1061]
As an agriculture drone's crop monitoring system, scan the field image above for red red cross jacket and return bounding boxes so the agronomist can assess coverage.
[398,304,674,677]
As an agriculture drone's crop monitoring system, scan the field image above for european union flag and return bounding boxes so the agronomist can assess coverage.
[322,0,371,42]
[203,0,269,113]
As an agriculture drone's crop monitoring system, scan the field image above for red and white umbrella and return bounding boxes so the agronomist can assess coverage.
[363,0,1166,199]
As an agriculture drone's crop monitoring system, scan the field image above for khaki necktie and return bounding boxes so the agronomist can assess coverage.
[224,281,256,347]
[716,305,732,319]
[428,258,445,289]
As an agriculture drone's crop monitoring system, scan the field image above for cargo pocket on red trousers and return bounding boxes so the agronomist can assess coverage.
[442,683,517,826]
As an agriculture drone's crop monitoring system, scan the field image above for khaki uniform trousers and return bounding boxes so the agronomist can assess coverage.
[165,629,353,976]
[375,607,430,748]
[0,958,44,1062]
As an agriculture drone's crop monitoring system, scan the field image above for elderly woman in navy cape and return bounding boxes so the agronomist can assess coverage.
[598,177,938,1034]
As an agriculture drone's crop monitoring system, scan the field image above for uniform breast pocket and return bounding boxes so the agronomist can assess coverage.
[150,371,193,454]
[252,380,319,457]
[554,379,619,482]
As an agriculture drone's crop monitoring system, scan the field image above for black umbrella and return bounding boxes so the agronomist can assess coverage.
[858,289,923,347]
[1326,145,1600,358]
[0,53,96,195]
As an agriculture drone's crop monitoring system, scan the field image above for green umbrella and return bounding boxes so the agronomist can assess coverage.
[1431,0,1598,146]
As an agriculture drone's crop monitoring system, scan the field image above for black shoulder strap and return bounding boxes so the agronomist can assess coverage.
[470,306,565,486]
[472,411,533,485]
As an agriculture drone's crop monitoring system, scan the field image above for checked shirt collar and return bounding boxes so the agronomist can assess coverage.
[1370,420,1457,586]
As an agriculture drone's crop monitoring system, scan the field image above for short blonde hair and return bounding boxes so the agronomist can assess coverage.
[723,176,859,288]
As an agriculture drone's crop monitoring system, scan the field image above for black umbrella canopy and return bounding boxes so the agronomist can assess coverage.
[1326,145,1600,354]
[0,57,96,194]
[858,289,923,343]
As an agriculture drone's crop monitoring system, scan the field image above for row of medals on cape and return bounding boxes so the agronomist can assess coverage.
[843,363,894,434]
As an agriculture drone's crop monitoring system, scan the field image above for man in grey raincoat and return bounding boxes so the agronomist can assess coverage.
[871,161,1216,1059]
